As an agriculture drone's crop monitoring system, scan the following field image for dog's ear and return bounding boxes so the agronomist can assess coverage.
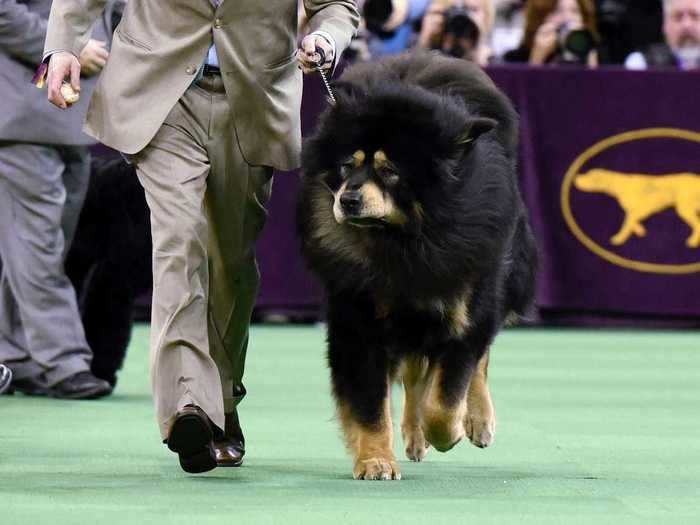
[455,117,498,146]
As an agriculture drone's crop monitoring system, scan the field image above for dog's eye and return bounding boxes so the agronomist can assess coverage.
[339,158,354,179]
[378,166,399,185]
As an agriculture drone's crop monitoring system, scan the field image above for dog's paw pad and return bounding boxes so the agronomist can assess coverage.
[405,443,430,462]
[465,415,495,449]
[402,427,430,462]
[353,457,401,481]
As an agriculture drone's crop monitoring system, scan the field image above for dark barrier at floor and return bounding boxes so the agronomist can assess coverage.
[256,66,700,325]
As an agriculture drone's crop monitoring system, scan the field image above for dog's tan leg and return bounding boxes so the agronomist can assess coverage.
[611,215,641,245]
[338,390,401,480]
[465,351,496,448]
[675,200,700,248]
[632,223,647,237]
[422,365,467,452]
[400,357,431,462]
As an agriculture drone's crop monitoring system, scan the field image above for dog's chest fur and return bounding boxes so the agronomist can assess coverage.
[374,292,472,354]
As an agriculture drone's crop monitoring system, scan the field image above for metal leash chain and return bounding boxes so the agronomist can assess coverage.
[314,48,336,105]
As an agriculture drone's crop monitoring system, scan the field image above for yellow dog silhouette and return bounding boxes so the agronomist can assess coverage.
[574,169,700,248]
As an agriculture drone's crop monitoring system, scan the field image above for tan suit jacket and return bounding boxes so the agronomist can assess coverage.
[44,0,359,170]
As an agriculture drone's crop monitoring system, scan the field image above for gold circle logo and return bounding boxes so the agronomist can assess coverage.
[561,128,700,275]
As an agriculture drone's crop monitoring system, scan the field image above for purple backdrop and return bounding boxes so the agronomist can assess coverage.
[255,66,700,324]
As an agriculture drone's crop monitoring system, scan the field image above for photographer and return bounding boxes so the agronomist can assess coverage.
[504,0,599,66]
[625,0,700,69]
[416,0,495,65]
[363,0,432,56]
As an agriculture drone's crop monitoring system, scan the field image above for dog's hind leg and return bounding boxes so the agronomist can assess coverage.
[423,299,500,453]
[465,351,496,448]
[422,352,469,453]
[400,356,431,462]
[674,199,700,248]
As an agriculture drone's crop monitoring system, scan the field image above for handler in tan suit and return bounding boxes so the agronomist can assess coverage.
[44,0,359,473]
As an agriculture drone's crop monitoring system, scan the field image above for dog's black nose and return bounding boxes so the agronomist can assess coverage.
[340,191,362,215]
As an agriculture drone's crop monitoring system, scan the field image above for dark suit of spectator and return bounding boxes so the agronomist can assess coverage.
[0,0,120,398]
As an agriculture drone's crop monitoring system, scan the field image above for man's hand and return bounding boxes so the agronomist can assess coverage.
[47,51,81,109]
[530,19,560,65]
[297,33,334,74]
[80,39,109,77]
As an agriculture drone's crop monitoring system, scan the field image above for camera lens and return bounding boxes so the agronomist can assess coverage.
[564,29,595,59]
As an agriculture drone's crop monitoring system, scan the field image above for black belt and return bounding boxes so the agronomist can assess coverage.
[203,64,221,75]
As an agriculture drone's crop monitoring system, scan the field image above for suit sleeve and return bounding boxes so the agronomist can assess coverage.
[0,0,49,65]
[43,0,108,59]
[304,0,359,61]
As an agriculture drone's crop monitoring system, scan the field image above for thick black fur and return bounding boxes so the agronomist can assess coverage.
[298,52,538,428]
[66,157,152,387]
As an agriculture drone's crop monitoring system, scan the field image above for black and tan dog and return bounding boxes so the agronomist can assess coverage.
[298,52,537,480]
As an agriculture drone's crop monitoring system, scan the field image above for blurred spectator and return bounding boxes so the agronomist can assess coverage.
[596,0,663,64]
[0,0,123,399]
[625,0,700,69]
[492,0,525,59]
[503,0,599,66]
[0,364,11,395]
[363,0,432,56]
[416,0,496,65]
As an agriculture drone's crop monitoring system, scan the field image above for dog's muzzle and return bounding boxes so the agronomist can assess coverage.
[340,191,362,216]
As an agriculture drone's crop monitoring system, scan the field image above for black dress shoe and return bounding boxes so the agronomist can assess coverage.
[167,405,217,474]
[5,374,48,396]
[92,367,118,388]
[214,410,245,467]
[0,365,12,395]
[48,371,113,400]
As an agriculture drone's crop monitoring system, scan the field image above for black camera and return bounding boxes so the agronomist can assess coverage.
[443,6,480,41]
[559,27,596,64]
[439,5,481,59]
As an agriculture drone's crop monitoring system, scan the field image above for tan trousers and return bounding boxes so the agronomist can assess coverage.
[132,73,272,439]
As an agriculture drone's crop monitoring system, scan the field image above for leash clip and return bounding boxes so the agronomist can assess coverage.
[314,48,336,105]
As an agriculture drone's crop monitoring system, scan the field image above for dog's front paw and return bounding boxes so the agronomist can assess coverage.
[464,412,495,449]
[402,426,430,462]
[353,457,401,480]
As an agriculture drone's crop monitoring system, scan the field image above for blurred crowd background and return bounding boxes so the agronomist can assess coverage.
[310,0,700,69]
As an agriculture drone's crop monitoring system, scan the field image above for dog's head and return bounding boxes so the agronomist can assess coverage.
[303,77,498,234]
[575,169,614,192]
[330,148,406,227]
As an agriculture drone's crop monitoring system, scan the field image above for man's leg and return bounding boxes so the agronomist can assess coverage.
[132,88,226,444]
[59,146,91,255]
[0,267,40,384]
[0,143,100,391]
[203,74,273,465]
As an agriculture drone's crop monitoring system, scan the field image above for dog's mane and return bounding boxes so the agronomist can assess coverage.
[333,51,518,154]
[300,53,521,300]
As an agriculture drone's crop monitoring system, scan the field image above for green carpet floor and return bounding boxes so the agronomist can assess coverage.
[2,325,699,524]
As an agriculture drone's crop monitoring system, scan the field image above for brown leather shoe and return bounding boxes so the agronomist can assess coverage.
[213,439,244,467]
[167,405,216,474]
[214,411,245,467]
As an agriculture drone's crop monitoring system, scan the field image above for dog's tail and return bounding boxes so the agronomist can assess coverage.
[503,213,538,322]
